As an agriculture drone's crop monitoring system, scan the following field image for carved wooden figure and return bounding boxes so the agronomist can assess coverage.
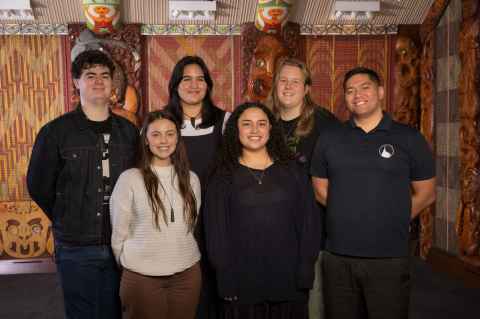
[245,35,288,102]
[241,22,302,103]
[69,25,142,126]
[456,0,480,267]
[393,36,420,127]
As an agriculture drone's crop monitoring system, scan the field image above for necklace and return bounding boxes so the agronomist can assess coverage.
[157,169,176,223]
[246,167,266,185]
[183,108,202,129]
[240,157,269,185]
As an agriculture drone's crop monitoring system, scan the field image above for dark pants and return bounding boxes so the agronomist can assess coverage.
[55,244,121,319]
[120,263,202,319]
[323,251,410,319]
[223,300,308,319]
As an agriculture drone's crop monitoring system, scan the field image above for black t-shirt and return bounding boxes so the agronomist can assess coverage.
[86,116,113,243]
[279,107,337,173]
[203,162,320,303]
[310,113,435,257]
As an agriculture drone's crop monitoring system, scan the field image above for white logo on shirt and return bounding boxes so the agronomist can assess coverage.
[379,144,395,159]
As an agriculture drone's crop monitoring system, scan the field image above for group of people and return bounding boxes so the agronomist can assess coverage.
[27,49,435,319]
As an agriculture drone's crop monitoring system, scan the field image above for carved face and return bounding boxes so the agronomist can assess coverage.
[395,36,418,65]
[255,0,292,34]
[83,0,121,34]
[246,35,288,101]
[0,202,52,258]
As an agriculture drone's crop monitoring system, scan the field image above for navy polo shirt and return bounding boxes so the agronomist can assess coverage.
[311,113,435,258]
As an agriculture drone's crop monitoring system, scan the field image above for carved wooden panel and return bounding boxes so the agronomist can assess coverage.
[67,24,144,124]
[420,0,451,43]
[391,30,436,258]
[0,202,54,259]
[241,22,303,102]
[0,35,66,259]
[393,35,420,127]
[456,0,480,267]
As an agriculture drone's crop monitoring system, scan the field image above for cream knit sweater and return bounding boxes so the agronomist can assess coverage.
[110,166,201,276]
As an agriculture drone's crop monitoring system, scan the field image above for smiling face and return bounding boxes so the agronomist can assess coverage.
[344,73,384,120]
[276,64,309,113]
[146,118,178,166]
[73,65,112,107]
[178,63,208,109]
[238,107,272,153]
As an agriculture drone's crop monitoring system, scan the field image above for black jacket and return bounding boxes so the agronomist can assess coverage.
[27,107,139,245]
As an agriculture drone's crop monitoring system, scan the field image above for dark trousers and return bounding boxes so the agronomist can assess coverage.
[55,244,121,319]
[323,251,410,319]
[223,300,308,319]
[120,262,202,319]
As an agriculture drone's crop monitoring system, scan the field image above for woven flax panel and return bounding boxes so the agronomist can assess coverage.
[0,35,66,258]
[306,35,396,121]
[146,36,235,112]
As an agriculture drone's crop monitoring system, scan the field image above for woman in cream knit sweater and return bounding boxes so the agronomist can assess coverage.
[110,110,201,319]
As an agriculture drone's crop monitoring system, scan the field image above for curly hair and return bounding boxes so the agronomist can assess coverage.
[165,55,223,128]
[71,50,115,79]
[138,110,197,231]
[212,102,292,179]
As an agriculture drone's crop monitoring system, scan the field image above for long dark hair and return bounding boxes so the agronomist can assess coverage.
[213,102,292,178]
[138,110,197,231]
[166,55,223,128]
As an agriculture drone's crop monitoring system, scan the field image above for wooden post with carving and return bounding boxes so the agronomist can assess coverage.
[456,0,480,268]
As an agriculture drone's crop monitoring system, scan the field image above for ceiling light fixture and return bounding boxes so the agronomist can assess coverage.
[169,1,217,21]
[333,0,380,21]
[0,0,34,21]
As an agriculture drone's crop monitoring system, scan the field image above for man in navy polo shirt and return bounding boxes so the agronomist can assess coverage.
[311,67,435,319]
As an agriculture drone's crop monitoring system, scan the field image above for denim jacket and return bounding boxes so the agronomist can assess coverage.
[27,106,139,246]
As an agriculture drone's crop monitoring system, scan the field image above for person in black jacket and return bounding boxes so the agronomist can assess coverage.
[27,50,138,319]
[203,102,320,319]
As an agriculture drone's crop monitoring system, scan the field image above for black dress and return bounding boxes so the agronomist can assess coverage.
[203,161,321,319]
[181,113,226,319]
[182,114,225,187]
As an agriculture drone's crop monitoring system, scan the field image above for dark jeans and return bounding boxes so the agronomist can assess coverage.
[323,251,410,319]
[55,244,121,319]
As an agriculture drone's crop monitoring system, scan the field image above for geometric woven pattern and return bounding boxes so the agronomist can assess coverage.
[0,36,66,201]
[433,0,462,254]
[0,35,66,258]
[146,36,236,112]
[306,35,397,120]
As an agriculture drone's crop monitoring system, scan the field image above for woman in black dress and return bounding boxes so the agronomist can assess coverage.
[267,57,338,319]
[166,56,228,319]
[203,102,320,319]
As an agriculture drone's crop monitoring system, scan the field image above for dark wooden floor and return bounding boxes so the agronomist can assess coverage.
[0,258,478,319]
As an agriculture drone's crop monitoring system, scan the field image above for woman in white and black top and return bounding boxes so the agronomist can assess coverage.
[165,55,228,187]
[110,110,201,319]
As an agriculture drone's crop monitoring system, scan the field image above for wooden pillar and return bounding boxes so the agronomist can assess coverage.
[415,0,452,259]
[456,0,480,268]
